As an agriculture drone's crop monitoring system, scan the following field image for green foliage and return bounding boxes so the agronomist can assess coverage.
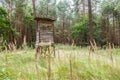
[0,7,18,42]
[71,15,102,45]
[113,48,120,55]
[0,66,17,80]
[115,0,120,12]
[101,0,120,45]
[37,0,56,18]
[0,7,10,49]
[0,7,19,51]
[71,16,89,39]
[101,0,120,16]
[0,7,10,41]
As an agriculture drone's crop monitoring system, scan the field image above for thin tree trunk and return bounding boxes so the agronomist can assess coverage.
[8,0,12,42]
[46,3,48,17]
[113,13,115,44]
[88,0,93,42]
[82,0,85,17]
[107,16,110,43]
[32,0,38,44]
[119,18,120,46]
[32,0,37,17]
[8,0,12,21]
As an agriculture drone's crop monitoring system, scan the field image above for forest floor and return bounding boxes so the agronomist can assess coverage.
[0,45,120,80]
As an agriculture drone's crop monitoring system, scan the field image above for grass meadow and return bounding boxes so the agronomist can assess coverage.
[0,45,120,80]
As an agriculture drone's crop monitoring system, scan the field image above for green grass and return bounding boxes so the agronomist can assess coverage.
[0,45,120,80]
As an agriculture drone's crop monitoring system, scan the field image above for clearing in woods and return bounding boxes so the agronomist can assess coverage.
[0,45,120,80]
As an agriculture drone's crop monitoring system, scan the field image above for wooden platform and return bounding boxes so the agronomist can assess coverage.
[35,42,55,59]
[36,42,54,47]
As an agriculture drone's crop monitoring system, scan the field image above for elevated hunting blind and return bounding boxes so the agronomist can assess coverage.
[34,17,55,59]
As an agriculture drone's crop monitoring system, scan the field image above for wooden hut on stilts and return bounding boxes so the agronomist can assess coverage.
[34,17,55,59]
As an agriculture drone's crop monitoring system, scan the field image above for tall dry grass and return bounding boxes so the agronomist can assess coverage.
[0,44,120,80]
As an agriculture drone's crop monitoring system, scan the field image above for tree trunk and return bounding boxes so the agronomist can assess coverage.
[8,0,12,21]
[88,0,93,42]
[32,0,38,44]
[8,0,13,42]
[32,0,37,17]
[119,17,120,46]
[82,0,85,17]
[112,13,115,44]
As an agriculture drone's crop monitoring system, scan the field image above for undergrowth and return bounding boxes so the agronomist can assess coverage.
[0,45,120,80]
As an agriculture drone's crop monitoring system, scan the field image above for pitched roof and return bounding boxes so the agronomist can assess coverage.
[34,17,55,24]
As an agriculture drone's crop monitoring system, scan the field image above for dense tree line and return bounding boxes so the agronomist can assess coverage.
[0,0,120,50]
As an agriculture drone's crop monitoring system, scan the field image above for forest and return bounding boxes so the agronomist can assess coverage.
[0,0,120,80]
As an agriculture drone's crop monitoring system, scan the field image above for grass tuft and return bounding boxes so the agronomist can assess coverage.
[0,45,120,80]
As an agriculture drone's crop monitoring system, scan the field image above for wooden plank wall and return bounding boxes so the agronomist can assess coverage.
[37,23,54,43]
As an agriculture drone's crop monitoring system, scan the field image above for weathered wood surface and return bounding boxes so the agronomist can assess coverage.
[40,39,53,42]
[39,31,53,42]
[34,17,55,24]
[39,24,53,27]
[36,42,54,46]
[40,32,53,35]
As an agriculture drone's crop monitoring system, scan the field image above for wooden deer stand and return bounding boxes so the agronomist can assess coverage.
[34,17,55,59]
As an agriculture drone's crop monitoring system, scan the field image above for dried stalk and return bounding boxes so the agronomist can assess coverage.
[93,39,98,53]
[5,46,8,64]
[108,43,113,63]
[35,63,40,79]
[58,50,60,62]
[69,55,72,80]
